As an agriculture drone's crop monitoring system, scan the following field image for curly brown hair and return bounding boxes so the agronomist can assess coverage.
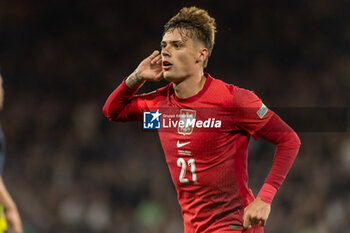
[163,6,216,68]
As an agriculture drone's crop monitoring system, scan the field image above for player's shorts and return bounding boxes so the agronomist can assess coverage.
[0,205,7,233]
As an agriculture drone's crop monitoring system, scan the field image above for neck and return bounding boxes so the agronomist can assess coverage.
[173,70,206,98]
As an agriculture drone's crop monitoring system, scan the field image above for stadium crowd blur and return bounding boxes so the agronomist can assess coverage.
[0,1,349,233]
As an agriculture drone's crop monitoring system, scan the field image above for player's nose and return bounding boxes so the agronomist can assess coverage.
[161,47,171,57]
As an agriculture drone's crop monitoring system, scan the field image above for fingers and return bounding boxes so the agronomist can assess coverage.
[151,54,162,65]
[150,50,161,65]
[243,209,267,229]
[251,217,258,226]
[259,219,266,227]
[243,212,251,229]
[243,215,266,229]
[149,50,160,61]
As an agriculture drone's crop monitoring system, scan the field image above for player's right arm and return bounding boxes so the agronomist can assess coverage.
[102,51,163,121]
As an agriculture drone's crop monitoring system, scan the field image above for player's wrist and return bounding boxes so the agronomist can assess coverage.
[257,183,278,204]
[133,69,143,82]
[125,69,145,88]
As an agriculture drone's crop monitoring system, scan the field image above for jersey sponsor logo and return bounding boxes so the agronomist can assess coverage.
[257,103,268,119]
[177,140,191,148]
[143,110,161,129]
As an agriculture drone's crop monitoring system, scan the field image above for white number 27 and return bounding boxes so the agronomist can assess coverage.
[177,158,197,183]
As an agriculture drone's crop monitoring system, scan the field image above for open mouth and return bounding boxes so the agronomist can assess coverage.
[162,61,173,70]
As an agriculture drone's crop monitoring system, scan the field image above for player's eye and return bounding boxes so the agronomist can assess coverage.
[160,43,166,49]
[174,43,182,49]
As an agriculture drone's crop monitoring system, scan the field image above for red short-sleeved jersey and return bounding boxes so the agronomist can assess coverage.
[103,73,275,233]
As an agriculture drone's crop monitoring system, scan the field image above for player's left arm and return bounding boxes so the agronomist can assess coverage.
[243,113,301,228]
[231,86,301,228]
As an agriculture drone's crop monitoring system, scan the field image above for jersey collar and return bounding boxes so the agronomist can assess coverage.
[172,73,213,103]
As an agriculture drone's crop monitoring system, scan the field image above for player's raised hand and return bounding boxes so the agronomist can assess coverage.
[126,50,163,88]
[243,197,271,229]
[136,50,163,81]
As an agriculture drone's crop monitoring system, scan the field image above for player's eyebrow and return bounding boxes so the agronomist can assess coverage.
[160,40,183,47]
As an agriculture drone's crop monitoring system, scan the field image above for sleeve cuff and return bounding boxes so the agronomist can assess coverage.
[257,183,278,204]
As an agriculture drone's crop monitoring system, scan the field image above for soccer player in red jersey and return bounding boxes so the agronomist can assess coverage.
[103,7,300,233]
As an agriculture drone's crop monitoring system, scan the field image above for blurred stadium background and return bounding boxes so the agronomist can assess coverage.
[0,1,349,232]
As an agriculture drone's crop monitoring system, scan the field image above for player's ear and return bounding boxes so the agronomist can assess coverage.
[196,47,208,64]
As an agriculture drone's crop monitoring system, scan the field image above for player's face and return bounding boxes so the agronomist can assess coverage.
[161,28,203,83]
[0,76,3,111]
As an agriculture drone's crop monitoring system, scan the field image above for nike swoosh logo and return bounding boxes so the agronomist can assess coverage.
[177,140,191,148]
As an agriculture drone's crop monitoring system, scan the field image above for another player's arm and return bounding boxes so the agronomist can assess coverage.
[103,50,163,121]
[0,177,22,233]
[243,114,301,229]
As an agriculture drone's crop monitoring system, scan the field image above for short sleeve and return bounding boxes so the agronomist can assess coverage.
[232,86,273,136]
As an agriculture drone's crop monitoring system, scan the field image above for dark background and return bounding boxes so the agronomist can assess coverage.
[0,1,349,232]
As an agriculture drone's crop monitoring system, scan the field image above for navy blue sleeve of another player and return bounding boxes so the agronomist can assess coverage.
[0,124,5,175]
